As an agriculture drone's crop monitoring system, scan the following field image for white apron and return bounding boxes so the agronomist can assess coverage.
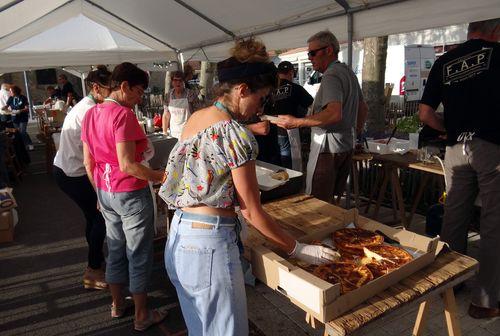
[305,127,328,195]
[168,92,191,139]
[141,139,158,235]
[287,128,302,171]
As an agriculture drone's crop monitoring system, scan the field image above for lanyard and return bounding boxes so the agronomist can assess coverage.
[214,101,233,118]
[87,94,96,104]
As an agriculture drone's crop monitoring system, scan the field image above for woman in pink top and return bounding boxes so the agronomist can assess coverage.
[81,62,166,332]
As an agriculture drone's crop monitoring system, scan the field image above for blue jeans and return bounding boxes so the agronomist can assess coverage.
[278,134,292,169]
[165,210,248,335]
[13,121,32,146]
[97,187,154,293]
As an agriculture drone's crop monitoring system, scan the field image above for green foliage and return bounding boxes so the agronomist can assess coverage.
[396,114,421,133]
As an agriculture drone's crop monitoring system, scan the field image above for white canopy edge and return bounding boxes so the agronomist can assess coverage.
[181,0,500,61]
[0,50,172,73]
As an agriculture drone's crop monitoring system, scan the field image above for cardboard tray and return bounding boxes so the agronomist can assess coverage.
[251,209,443,323]
[256,160,302,192]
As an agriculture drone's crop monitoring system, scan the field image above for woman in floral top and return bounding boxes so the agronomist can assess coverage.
[160,39,339,336]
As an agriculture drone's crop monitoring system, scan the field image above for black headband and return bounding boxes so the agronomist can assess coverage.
[217,58,276,82]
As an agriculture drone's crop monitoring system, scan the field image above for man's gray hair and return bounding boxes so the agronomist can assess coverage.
[307,30,340,54]
[1,83,9,90]
[468,18,500,35]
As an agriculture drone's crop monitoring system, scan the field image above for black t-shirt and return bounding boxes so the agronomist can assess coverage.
[269,79,313,136]
[244,116,281,166]
[6,95,29,123]
[420,39,500,145]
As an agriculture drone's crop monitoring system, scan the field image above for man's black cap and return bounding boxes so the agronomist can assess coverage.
[277,61,294,74]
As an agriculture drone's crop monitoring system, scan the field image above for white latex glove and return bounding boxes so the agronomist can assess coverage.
[11,109,20,115]
[289,241,340,265]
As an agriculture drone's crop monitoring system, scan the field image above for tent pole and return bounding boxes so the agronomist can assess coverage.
[347,13,353,69]
[81,73,87,97]
[179,53,185,70]
[23,71,34,120]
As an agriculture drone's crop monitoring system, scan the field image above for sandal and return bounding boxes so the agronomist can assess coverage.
[110,298,134,318]
[134,309,168,332]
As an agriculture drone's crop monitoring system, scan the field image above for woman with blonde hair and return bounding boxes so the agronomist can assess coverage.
[160,39,339,335]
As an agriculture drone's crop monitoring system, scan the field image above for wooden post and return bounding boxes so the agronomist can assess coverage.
[373,165,390,219]
[408,173,430,224]
[365,163,382,214]
[305,313,316,329]
[391,168,407,228]
[443,288,461,336]
[413,301,430,336]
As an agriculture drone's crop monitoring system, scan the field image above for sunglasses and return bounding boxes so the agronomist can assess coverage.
[307,46,329,58]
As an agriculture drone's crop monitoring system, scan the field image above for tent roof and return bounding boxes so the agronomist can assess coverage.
[1,0,499,72]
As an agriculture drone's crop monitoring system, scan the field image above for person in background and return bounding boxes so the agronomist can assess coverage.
[274,30,368,204]
[271,61,313,169]
[182,64,196,91]
[419,18,500,319]
[2,85,34,151]
[44,85,62,106]
[63,91,78,113]
[53,65,112,291]
[162,71,201,138]
[81,62,166,331]
[160,38,339,336]
[0,83,12,126]
[58,74,75,100]
[243,103,280,165]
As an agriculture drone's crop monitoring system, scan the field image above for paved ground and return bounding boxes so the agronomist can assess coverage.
[1,128,499,335]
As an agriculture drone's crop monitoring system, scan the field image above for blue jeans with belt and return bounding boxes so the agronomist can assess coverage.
[165,210,248,335]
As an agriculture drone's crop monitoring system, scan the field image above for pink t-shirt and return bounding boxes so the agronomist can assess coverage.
[81,102,148,192]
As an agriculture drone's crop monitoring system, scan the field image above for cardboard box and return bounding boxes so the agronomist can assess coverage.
[0,188,17,212]
[0,210,15,243]
[251,209,443,323]
[50,109,66,125]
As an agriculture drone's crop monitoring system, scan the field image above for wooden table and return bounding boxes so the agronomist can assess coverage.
[325,250,476,336]
[363,151,444,228]
[245,194,478,336]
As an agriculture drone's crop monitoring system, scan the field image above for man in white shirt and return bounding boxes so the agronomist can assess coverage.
[0,83,11,124]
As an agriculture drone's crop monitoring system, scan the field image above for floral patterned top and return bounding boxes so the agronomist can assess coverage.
[159,119,258,209]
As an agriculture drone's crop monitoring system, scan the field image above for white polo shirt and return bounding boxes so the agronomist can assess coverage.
[53,96,95,177]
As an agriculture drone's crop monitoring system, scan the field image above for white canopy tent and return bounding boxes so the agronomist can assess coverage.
[1,0,499,72]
